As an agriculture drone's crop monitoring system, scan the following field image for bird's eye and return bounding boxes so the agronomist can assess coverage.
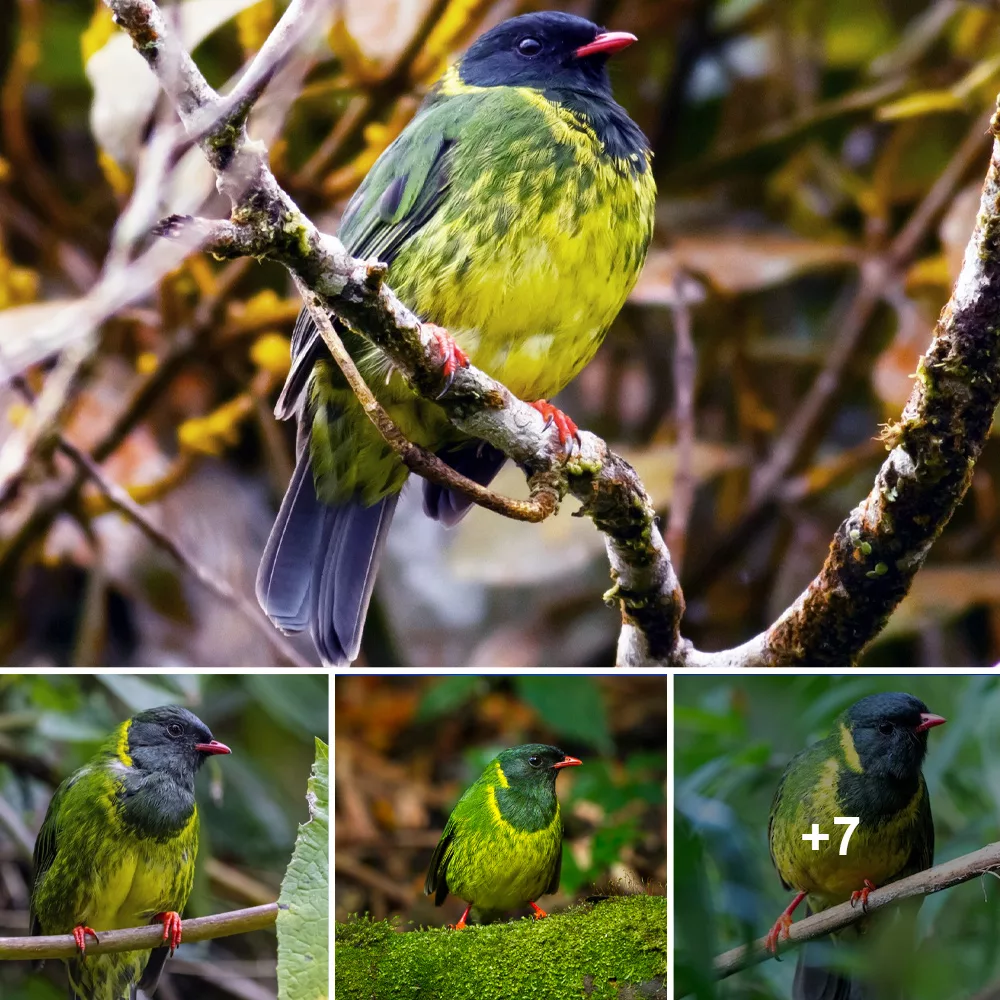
[878,722,894,736]
[167,723,183,738]
[517,37,542,57]
[528,755,541,767]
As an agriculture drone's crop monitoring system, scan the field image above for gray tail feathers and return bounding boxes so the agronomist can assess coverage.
[422,441,507,526]
[256,453,398,665]
[794,944,867,1000]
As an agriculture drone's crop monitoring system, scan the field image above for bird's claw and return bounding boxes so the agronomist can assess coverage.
[155,911,184,954]
[764,914,792,957]
[529,901,548,920]
[530,400,580,456]
[73,925,99,956]
[425,323,469,398]
[850,879,877,913]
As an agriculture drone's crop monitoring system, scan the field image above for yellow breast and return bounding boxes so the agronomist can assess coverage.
[390,79,656,402]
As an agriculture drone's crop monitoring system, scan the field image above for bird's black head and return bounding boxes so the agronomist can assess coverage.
[495,743,582,788]
[458,12,635,98]
[840,692,945,783]
[125,705,231,778]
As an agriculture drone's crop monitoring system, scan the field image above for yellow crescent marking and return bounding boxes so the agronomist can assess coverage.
[116,719,133,768]
[839,723,863,774]
[494,761,509,788]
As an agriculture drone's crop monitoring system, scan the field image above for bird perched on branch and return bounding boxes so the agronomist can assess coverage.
[425,744,582,928]
[29,706,231,1000]
[257,11,656,665]
[766,692,945,999]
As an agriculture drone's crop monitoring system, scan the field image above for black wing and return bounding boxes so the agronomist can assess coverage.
[425,826,454,906]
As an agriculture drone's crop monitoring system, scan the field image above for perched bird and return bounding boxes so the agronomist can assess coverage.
[425,743,582,928]
[257,10,656,665]
[766,692,945,1000]
[29,706,231,1000]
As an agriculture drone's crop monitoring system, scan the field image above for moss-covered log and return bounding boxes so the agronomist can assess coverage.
[335,895,667,1000]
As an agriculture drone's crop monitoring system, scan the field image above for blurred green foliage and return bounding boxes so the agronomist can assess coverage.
[0,673,329,1000]
[674,675,1000,999]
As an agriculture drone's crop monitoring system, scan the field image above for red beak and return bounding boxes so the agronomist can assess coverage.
[195,740,232,755]
[574,31,637,60]
[552,755,582,769]
[915,713,946,733]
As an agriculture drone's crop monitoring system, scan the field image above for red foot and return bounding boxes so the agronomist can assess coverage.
[425,323,469,396]
[73,925,99,955]
[530,400,579,453]
[764,890,806,956]
[850,879,877,912]
[529,901,548,920]
[449,902,472,930]
[155,911,184,954]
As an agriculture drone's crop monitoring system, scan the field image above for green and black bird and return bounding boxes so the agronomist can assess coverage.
[29,706,231,1000]
[766,692,945,999]
[425,743,581,928]
[256,11,656,666]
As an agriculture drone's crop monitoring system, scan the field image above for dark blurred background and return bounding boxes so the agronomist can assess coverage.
[2,0,1000,667]
[0,672,329,1000]
[674,674,1000,999]
[334,673,666,926]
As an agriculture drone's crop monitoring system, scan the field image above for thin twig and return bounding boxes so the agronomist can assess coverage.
[0,903,278,960]
[55,435,314,669]
[664,276,697,572]
[750,109,993,505]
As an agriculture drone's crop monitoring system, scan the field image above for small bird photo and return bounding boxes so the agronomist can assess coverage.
[674,674,1000,1000]
[0,673,330,1000]
[334,674,666,1000]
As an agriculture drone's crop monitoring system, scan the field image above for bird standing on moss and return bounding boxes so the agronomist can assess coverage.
[425,743,581,928]
[766,692,944,999]
[29,706,231,1000]
[257,10,656,665]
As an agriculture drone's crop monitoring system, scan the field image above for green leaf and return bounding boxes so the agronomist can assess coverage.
[277,738,329,1000]
[416,676,488,721]
[515,676,613,753]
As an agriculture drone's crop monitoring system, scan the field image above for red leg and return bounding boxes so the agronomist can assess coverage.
[765,891,807,956]
[424,323,470,395]
[449,902,473,930]
[73,925,99,955]
[529,901,548,920]
[850,879,877,912]
[530,400,580,453]
[154,911,184,954]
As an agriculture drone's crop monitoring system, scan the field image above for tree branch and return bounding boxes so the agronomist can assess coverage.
[711,842,1000,982]
[0,903,277,960]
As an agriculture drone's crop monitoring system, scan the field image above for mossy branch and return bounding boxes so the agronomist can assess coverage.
[335,895,666,1000]
[709,841,1000,985]
[0,903,277,960]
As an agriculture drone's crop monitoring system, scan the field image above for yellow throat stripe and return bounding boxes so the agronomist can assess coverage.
[494,761,509,789]
[116,719,133,767]
[839,723,863,774]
